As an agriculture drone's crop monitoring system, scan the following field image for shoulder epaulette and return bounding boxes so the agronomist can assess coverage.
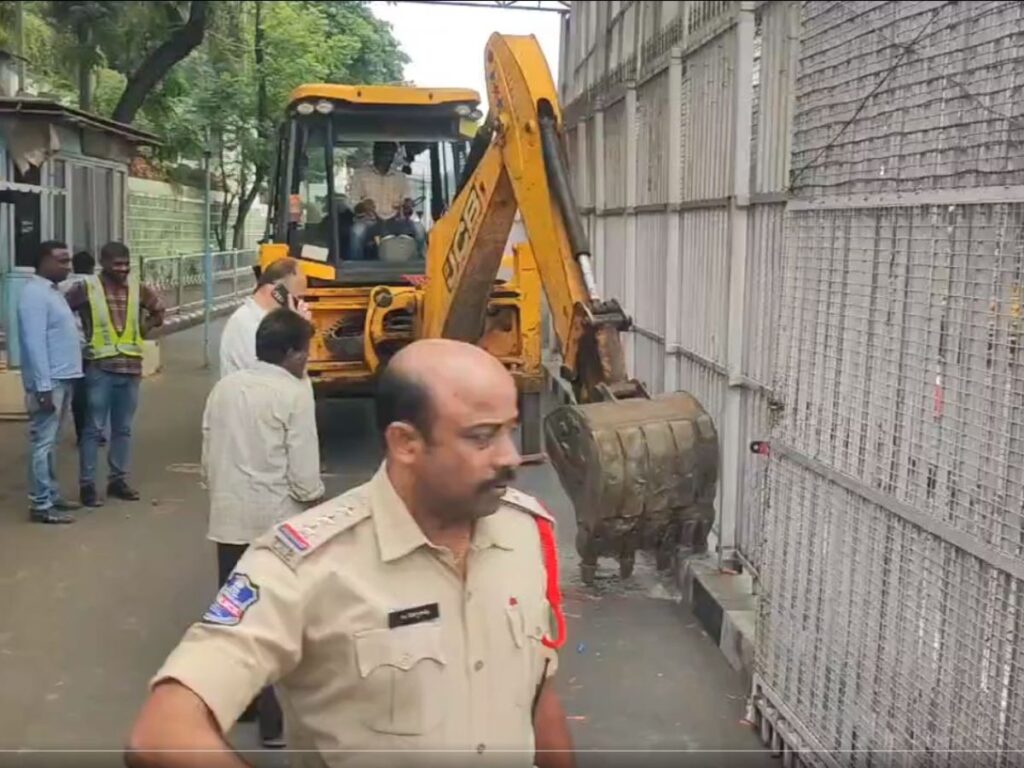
[500,487,555,523]
[258,492,371,570]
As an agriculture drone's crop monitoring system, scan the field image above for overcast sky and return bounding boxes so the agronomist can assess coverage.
[368,1,562,110]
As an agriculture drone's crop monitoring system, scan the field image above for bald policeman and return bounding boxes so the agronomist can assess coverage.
[126,339,575,768]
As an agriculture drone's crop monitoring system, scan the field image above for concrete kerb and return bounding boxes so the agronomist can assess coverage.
[674,554,757,691]
[543,357,758,688]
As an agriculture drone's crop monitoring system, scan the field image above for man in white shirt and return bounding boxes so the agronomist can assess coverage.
[201,308,325,747]
[218,258,310,379]
[346,142,410,216]
[346,143,426,260]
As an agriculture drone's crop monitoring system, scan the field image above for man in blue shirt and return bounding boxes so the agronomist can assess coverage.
[18,240,83,524]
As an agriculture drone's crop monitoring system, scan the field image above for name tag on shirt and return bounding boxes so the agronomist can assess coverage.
[388,603,440,629]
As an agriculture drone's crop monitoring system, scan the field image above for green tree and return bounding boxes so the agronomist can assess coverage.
[193,0,407,247]
[43,0,210,123]
[0,1,79,102]
[110,1,210,124]
[302,1,406,85]
[41,1,116,109]
[2,1,406,248]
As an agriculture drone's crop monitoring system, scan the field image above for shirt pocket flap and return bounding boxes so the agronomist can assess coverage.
[505,603,526,648]
[355,624,446,678]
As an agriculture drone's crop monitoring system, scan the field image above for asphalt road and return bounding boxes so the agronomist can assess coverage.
[0,322,772,767]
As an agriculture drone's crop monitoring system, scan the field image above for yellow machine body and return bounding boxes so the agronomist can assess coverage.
[258,36,719,581]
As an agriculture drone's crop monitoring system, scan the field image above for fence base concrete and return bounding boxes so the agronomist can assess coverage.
[674,554,757,692]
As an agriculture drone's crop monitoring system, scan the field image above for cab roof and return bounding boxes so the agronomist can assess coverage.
[288,84,481,108]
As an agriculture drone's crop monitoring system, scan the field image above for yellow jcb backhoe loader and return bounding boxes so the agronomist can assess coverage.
[257,33,719,583]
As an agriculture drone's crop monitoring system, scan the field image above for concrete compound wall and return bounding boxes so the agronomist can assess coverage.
[126,178,267,260]
[0,178,268,417]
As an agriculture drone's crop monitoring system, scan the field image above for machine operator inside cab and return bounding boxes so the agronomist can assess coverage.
[265,84,483,285]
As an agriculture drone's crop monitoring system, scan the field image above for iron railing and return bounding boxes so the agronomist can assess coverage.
[140,249,258,318]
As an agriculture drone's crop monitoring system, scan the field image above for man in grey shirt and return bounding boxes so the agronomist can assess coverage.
[201,308,325,746]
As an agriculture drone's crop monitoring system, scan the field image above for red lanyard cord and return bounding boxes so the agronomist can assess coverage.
[534,515,566,651]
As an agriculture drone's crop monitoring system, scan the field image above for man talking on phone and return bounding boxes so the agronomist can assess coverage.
[219,258,311,379]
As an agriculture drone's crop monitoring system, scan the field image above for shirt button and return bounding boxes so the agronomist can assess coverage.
[400,653,412,666]
[474,660,484,671]
[476,744,486,754]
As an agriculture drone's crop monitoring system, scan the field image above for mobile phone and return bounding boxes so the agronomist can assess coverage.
[272,283,290,307]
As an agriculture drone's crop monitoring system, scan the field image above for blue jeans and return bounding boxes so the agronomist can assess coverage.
[26,379,75,511]
[79,367,140,488]
[350,219,375,260]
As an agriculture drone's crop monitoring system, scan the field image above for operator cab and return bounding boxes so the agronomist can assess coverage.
[266,84,482,286]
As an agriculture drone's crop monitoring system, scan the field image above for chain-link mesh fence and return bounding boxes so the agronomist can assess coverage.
[561,0,1024,762]
[757,1,1024,763]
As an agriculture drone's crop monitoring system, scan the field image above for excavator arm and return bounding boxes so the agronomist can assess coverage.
[421,33,640,405]
[422,33,720,583]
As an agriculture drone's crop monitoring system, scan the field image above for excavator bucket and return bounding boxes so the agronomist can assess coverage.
[543,392,719,584]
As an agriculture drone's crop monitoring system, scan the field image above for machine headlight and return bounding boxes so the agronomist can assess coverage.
[295,102,315,115]
[315,100,335,114]
[455,104,471,117]
[469,109,484,121]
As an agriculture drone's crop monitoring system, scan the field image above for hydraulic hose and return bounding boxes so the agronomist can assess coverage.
[538,112,600,301]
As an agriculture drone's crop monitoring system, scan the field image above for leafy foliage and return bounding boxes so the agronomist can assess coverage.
[3,0,407,246]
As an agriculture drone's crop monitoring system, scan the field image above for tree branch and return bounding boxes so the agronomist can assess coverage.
[231,0,268,250]
[232,166,265,249]
[255,0,266,134]
[111,0,210,125]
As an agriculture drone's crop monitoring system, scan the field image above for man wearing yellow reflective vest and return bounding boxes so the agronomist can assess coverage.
[65,242,165,508]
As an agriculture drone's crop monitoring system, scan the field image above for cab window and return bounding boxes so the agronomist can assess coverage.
[279,110,470,271]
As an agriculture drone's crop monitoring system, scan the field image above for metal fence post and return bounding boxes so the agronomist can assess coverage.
[175,254,183,312]
[232,249,239,299]
[593,109,606,295]
[663,46,684,394]
[624,82,638,375]
[202,138,213,368]
[718,1,757,569]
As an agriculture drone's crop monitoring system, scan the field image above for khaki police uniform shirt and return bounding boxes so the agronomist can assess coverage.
[154,464,559,767]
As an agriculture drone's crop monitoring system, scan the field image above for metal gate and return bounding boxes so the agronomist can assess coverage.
[560,0,1024,763]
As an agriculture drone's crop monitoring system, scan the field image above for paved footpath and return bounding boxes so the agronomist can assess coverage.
[0,322,772,767]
